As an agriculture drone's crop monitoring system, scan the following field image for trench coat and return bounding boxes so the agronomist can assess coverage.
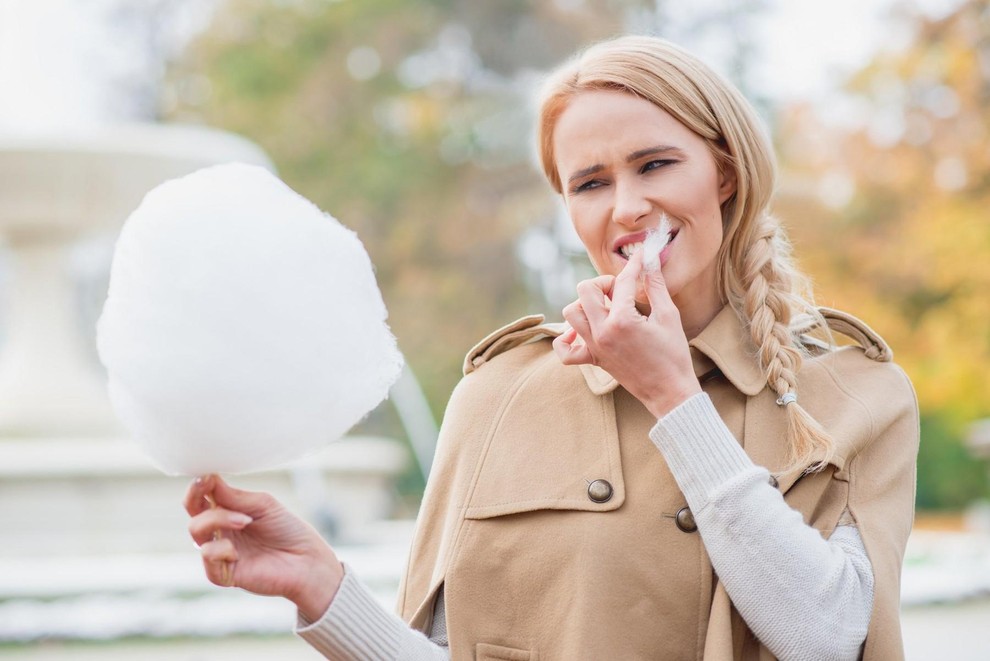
[396,304,919,661]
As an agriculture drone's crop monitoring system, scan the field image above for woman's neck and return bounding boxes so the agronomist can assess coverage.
[674,293,724,341]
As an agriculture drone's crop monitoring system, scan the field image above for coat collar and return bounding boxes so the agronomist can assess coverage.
[579,305,766,397]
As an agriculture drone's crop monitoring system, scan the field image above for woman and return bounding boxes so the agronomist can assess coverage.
[186,35,918,660]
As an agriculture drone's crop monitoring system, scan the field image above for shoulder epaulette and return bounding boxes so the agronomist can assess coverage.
[817,307,893,362]
[463,315,564,375]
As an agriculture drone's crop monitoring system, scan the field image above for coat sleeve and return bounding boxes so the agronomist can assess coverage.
[846,362,919,660]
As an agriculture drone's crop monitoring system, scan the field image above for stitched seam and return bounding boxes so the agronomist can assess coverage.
[446,349,558,576]
[816,350,877,464]
[601,389,620,501]
[696,539,708,660]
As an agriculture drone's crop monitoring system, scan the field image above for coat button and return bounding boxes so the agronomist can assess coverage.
[768,474,780,489]
[587,479,613,503]
[675,506,697,533]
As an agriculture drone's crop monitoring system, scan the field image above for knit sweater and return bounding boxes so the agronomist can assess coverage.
[297,392,874,660]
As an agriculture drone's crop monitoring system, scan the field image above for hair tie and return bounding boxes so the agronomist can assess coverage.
[776,392,797,407]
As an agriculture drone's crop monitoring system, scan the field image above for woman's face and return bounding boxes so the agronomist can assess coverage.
[552,89,735,324]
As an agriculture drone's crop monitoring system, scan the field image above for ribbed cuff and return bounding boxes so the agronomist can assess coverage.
[295,566,402,660]
[648,392,755,508]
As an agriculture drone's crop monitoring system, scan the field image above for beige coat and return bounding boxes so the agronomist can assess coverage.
[397,305,919,660]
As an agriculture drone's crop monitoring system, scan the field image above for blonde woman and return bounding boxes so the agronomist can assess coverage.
[186,35,918,660]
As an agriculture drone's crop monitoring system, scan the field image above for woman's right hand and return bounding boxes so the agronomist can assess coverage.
[184,474,344,622]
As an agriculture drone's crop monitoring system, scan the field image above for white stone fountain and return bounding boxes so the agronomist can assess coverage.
[0,126,422,642]
[0,2,434,644]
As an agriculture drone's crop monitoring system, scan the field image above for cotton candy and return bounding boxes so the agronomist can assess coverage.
[97,163,404,476]
[641,213,672,274]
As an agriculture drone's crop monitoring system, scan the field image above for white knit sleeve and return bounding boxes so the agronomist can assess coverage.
[649,392,874,661]
[295,567,450,660]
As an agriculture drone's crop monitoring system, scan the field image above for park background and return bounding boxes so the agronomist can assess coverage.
[152,0,989,512]
[1,0,989,658]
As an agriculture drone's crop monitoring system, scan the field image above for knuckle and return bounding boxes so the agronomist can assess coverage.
[257,492,278,511]
[188,516,206,540]
[597,333,618,351]
[613,314,636,331]
[575,280,594,295]
[183,489,203,516]
[204,564,225,587]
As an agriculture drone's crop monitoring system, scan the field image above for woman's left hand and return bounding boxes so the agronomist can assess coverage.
[553,250,701,418]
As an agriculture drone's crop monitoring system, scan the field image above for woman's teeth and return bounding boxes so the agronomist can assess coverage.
[620,242,644,259]
[619,232,673,259]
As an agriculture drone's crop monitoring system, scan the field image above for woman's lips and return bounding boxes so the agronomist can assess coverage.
[616,229,678,261]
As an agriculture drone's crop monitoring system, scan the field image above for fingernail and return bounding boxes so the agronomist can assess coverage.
[231,513,253,526]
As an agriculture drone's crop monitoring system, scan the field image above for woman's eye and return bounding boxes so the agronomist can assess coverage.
[572,179,604,194]
[641,159,675,173]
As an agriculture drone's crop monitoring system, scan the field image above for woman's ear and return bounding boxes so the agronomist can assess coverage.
[718,166,737,204]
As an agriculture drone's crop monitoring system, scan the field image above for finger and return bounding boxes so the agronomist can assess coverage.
[562,301,592,343]
[556,324,578,345]
[210,478,280,519]
[184,474,217,517]
[643,255,673,316]
[189,508,254,546]
[201,538,238,587]
[552,332,594,365]
[582,275,616,300]
[556,325,588,354]
[575,277,614,329]
[598,274,617,302]
[612,250,644,309]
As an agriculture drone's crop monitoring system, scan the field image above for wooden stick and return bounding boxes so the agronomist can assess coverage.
[204,492,233,587]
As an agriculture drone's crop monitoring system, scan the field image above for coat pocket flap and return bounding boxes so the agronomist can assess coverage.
[463,354,625,520]
[476,643,538,660]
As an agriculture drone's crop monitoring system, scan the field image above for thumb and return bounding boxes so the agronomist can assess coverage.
[643,260,671,315]
[211,476,276,518]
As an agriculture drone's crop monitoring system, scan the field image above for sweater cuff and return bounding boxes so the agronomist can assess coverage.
[295,566,402,660]
[649,392,757,508]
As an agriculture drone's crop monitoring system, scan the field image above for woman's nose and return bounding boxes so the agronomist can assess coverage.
[611,179,652,227]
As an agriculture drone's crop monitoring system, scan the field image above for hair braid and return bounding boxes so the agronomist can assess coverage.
[735,216,835,473]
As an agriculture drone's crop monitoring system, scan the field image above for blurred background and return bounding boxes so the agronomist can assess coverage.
[0,0,988,658]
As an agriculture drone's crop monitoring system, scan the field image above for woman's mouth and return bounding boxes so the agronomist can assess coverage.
[617,229,678,260]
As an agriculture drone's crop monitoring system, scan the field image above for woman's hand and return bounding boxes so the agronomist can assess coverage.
[553,249,701,418]
[184,474,344,622]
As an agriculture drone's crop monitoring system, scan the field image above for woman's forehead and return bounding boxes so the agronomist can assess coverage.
[552,90,704,167]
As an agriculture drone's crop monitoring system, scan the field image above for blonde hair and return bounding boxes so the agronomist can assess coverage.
[538,35,833,472]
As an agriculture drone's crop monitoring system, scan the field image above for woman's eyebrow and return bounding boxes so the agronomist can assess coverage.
[567,163,604,185]
[627,145,683,162]
[566,145,685,184]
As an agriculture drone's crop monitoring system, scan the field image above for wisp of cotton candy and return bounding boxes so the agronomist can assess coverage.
[641,213,672,274]
[97,163,404,476]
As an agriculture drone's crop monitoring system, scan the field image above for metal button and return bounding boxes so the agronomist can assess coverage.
[768,474,780,489]
[587,479,613,503]
[675,506,697,533]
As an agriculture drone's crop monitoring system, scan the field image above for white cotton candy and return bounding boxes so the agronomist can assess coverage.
[641,213,672,273]
[97,163,404,476]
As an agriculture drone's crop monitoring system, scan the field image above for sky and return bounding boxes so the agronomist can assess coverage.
[0,0,216,131]
[0,0,968,131]
[753,0,962,101]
